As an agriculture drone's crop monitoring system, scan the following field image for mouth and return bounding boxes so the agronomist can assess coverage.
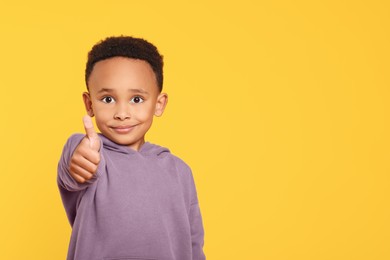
[110,125,136,134]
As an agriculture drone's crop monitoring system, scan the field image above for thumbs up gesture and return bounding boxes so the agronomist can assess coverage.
[69,115,101,183]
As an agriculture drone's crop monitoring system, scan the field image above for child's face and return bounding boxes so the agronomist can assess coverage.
[83,57,167,151]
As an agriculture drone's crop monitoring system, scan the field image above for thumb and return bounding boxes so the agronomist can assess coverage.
[83,115,100,151]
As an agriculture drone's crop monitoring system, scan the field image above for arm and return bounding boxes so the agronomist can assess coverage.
[57,133,104,192]
[173,156,206,259]
[186,165,206,260]
[189,200,206,260]
[57,133,106,226]
[57,116,104,225]
[57,133,85,192]
[57,116,102,191]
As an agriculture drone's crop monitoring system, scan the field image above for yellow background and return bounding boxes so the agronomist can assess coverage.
[1,0,389,259]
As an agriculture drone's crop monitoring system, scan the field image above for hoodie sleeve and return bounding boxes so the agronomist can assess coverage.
[188,174,206,260]
[175,158,206,260]
[57,134,105,225]
[189,200,206,260]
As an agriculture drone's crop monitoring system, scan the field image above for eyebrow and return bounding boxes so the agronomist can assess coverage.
[129,88,149,94]
[97,88,149,94]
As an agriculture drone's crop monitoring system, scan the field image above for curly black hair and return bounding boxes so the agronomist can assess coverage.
[85,36,164,92]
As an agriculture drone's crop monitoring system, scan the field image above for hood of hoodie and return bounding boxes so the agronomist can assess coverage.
[98,133,170,157]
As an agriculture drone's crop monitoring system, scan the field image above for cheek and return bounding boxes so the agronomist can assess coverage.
[93,104,112,120]
[136,104,155,119]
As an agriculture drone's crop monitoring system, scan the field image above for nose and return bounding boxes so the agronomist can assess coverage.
[114,103,131,120]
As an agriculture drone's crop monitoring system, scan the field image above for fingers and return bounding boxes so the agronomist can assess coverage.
[70,165,93,183]
[70,136,101,184]
[83,115,100,151]
[71,154,99,173]
[69,115,102,184]
[77,138,101,164]
[83,115,97,138]
[70,173,88,184]
[70,152,99,183]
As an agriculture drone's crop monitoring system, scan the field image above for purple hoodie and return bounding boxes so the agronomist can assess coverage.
[58,134,205,260]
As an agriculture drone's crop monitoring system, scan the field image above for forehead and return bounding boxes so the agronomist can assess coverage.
[88,57,159,94]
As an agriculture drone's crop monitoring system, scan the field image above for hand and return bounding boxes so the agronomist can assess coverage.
[69,115,101,183]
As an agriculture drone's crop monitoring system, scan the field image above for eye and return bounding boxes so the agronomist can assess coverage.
[101,96,115,103]
[130,96,144,104]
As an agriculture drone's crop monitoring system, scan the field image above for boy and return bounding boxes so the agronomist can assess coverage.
[57,36,205,260]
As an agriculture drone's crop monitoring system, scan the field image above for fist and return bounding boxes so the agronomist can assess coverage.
[69,115,101,183]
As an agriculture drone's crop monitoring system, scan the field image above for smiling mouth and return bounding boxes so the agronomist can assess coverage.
[110,125,135,134]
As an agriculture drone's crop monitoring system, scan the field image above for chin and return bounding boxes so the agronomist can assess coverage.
[116,136,143,146]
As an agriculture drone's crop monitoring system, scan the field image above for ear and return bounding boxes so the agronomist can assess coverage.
[154,93,168,117]
[82,92,95,117]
